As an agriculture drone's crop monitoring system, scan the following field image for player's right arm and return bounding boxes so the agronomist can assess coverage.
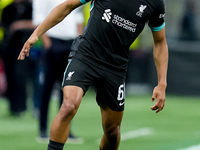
[151,27,168,114]
[18,0,84,60]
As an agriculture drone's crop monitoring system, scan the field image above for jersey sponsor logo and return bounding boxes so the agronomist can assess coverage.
[136,5,147,17]
[112,15,137,33]
[102,9,137,33]
[66,71,75,80]
[102,9,112,22]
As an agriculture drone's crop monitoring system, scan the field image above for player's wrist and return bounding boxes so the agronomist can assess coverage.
[157,81,167,89]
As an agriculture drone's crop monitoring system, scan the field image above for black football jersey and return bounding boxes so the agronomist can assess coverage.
[72,0,166,71]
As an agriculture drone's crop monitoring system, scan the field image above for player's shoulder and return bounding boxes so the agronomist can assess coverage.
[146,0,165,10]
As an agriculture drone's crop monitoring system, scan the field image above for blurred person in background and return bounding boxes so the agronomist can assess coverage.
[32,0,84,143]
[1,0,36,116]
[0,0,13,47]
[179,0,198,41]
[0,0,14,97]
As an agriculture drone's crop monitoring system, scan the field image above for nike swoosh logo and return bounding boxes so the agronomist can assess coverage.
[119,101,125,106]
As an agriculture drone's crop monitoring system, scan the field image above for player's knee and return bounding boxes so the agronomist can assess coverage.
[59,97,78,121]
[104,125,121,143]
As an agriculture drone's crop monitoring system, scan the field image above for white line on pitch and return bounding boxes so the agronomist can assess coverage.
[178,144,200,150]
[97,127,153,143]
[121,127,153,141]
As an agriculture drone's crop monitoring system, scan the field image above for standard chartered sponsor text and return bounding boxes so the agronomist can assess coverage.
[112,15,137,32]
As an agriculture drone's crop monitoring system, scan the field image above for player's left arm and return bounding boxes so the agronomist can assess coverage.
[151,27,168,113]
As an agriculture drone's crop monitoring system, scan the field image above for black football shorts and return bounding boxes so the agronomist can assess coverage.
[62,57,126,111]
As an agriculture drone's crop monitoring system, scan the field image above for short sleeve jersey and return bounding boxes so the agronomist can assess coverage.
[72,0,166,71]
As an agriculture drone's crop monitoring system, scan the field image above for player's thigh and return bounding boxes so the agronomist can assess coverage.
[62,86,84,109]
[100,105,124,132]
[62,57,98,108]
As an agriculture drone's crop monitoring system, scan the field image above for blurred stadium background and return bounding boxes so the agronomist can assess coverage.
[0,0,200,150]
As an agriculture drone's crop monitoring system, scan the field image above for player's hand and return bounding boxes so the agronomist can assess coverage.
[151,84,166,113]
[17,36,38,60]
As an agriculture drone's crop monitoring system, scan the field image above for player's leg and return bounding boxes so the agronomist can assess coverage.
[96,68,126,150]
[99,104,124,150]
[48,85,84,146]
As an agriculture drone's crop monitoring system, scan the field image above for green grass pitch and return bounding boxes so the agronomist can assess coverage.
[0,89,199,150]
